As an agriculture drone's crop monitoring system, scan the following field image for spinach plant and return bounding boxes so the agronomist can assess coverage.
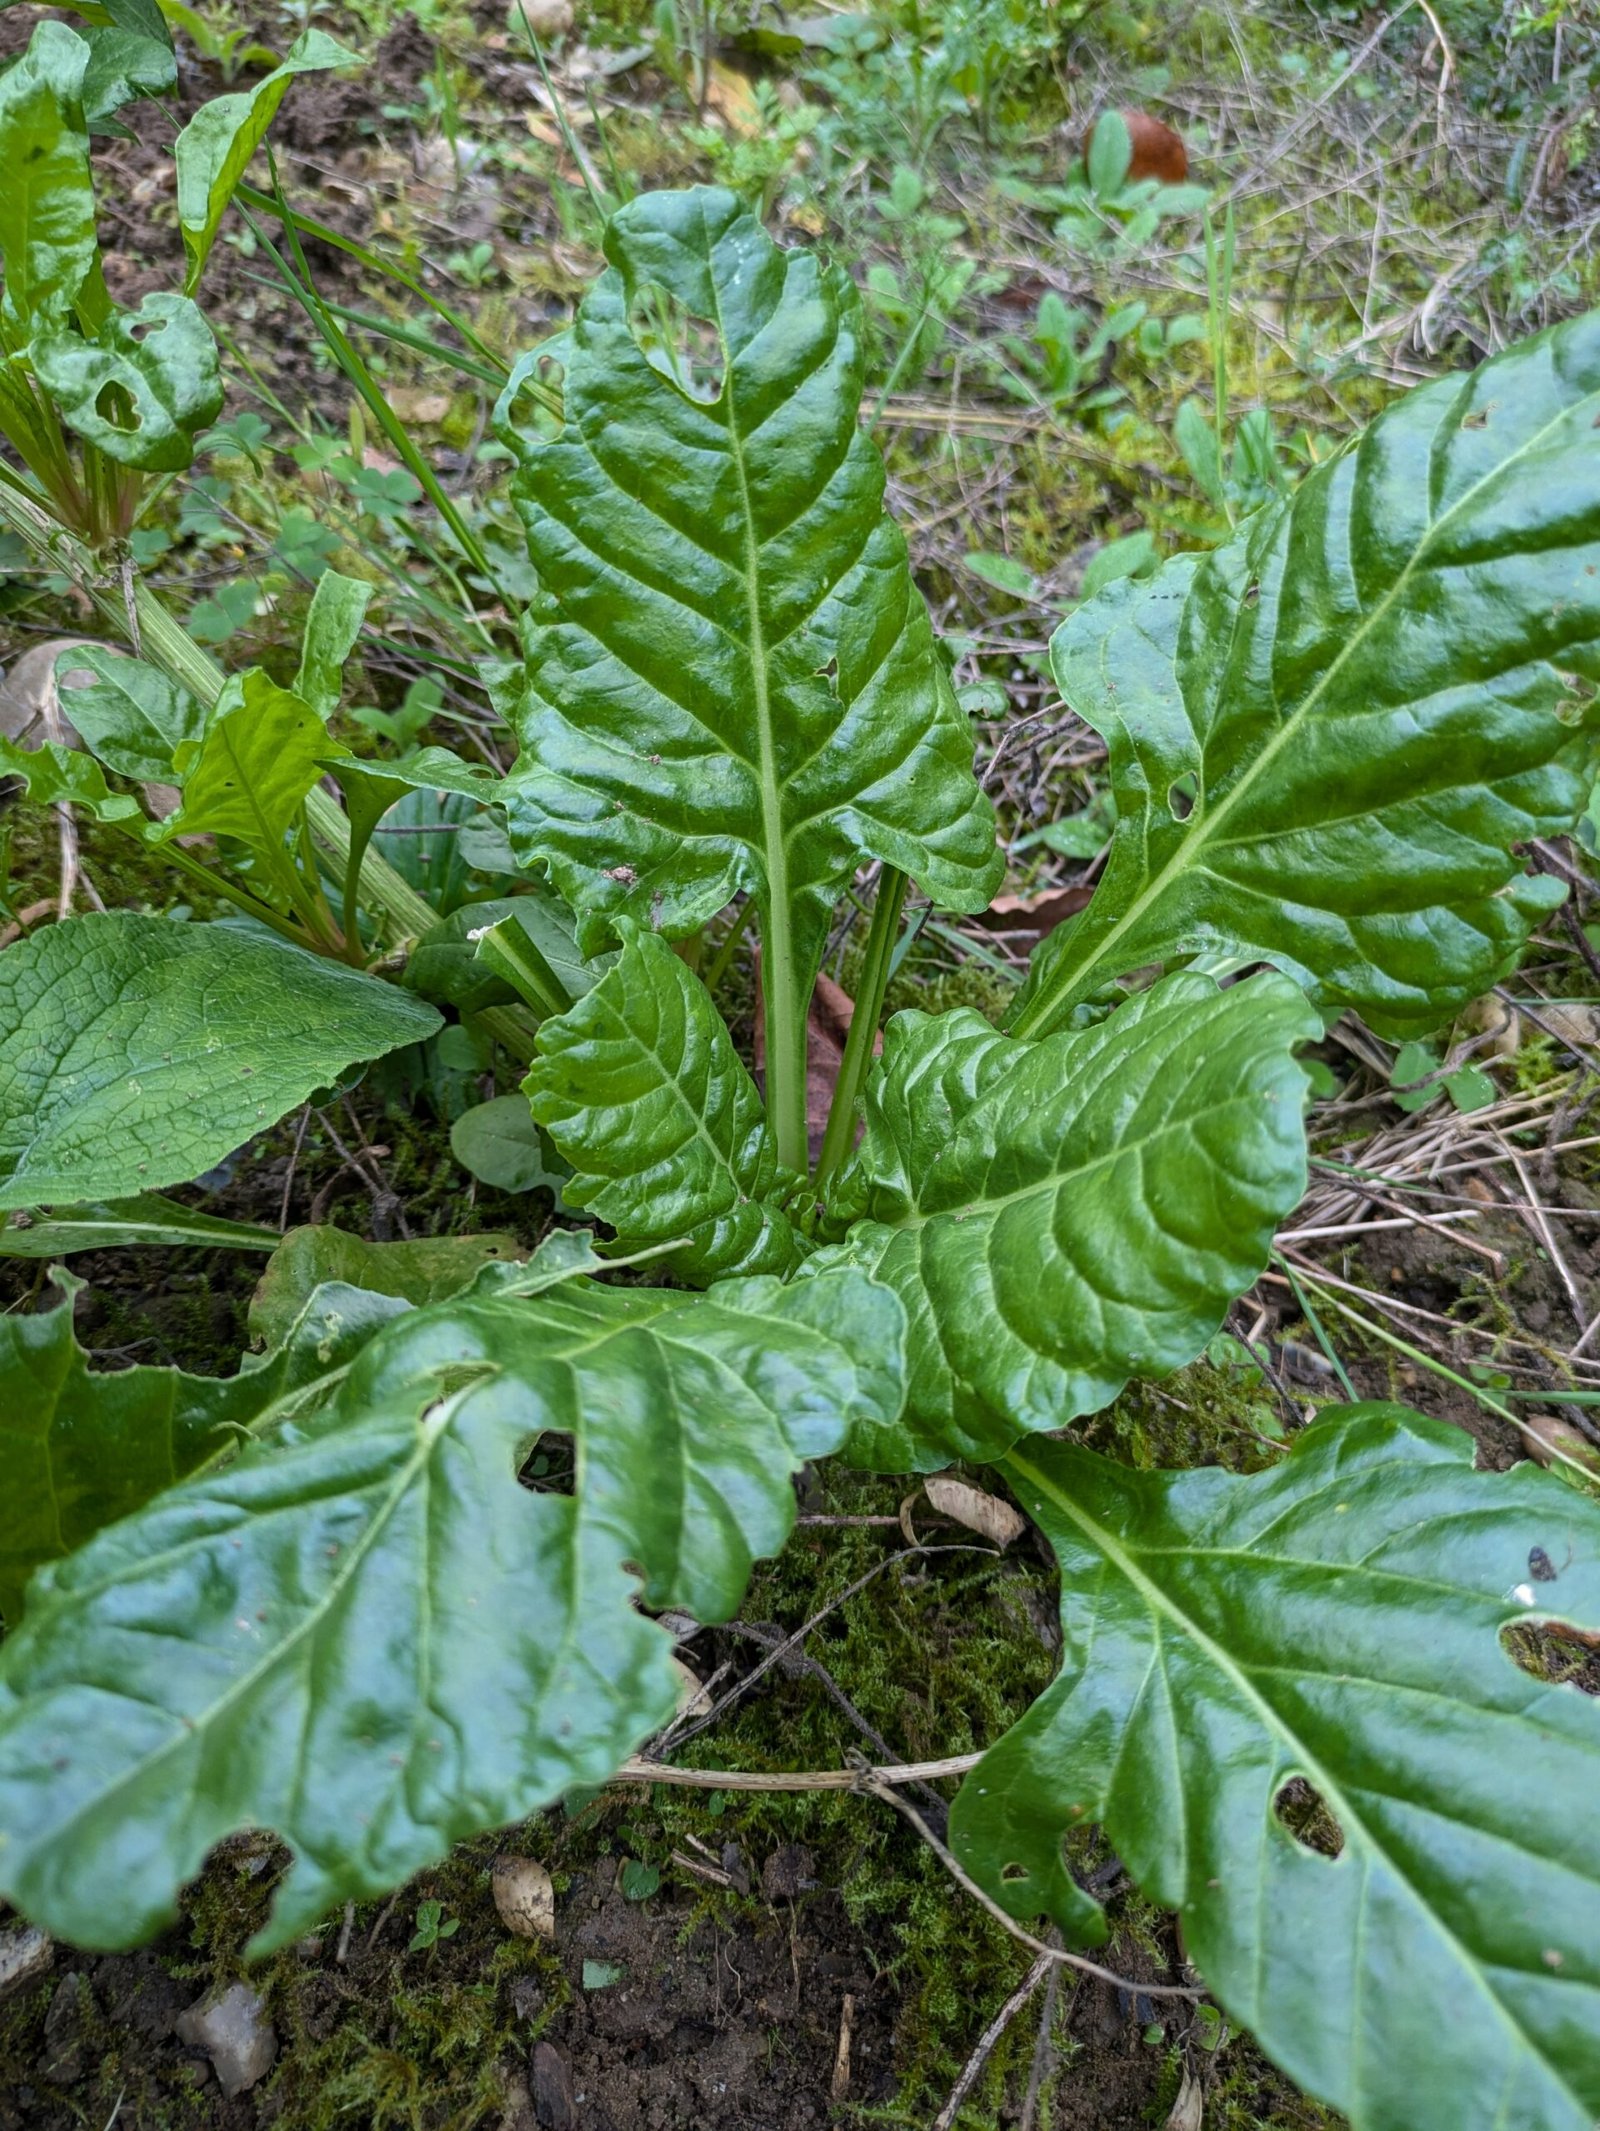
[3,185,1600,2131]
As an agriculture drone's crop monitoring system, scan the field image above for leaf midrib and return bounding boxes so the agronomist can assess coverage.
[1004,1445,1590,2118]
[1023,375,1600,1032]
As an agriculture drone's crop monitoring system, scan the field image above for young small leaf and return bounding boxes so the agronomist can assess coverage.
[952,1406,1600,2131]
[174,30,357,293]
[449,1096,568,1196]
[0,1265,903,1950]
[0,1196,277,1259]
[294,568,373,722]
[526,924,806,1283]
[247,1226,526,1349]
[0,914,440,1210]
[163,669,334,854]
[1015,311,1600,1042]
[808,971,1316,1467]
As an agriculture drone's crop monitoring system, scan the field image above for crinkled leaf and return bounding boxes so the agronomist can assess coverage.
[164,668,333,852]
[807,971,1316,1468]
[33,291,223,470]
[53,645,203,782]
[0,23,95,339]
[0,913,440,1210]
[527,923,805,1283]
[496,185,1000,983]
[174,30,356,292]
[0,1195,277,1259]
[0,735,149,832]
[248,1225,526,1348]
[0,1267,405,1627]
[1015,311,1600,1042]
[952,1406,1600,2131]
[0,1262,903,1950]
[294,568,372,722]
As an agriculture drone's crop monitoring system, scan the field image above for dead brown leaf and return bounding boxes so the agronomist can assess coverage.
[923,1475,1027,1549]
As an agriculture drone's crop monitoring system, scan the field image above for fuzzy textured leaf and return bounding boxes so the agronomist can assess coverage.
[496,185,1001,981]
[952,1406,1600,2131]
[807,971,1316,1467]
[1013,310,1600,1041]
[526,924,805,1283]
[32,291,222,470]
[0,913,440,1209]
[0,1263,902,1950]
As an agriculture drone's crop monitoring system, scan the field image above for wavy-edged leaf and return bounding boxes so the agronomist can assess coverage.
[0,913,441,1209]
[496,184,1001,985]
[32,290,222,470]
[0,1262,903,1950]
[53,645,203,782]
[951,1406,1600,2131]
[248,1224,525,1348]
[174,30,356,293]
[0,23,95,339]
[0,1267,409,1627]
[807,971,1316,1468]
[0,735,150,832]
[1013,311,1600,1041]
[526,923,805,1283]
[164,668,331,853]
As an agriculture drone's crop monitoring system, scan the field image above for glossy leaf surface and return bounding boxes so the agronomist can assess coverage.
[1014,312,1600,1040]
[0,914,440,1209]
[174,30,355,292]
[0,1264,902,1950]
[496,185,1000,981]
[52,645,204,782]
[526,924,805,1283]
[808,972,1316,1467]
[0,24,95,338]
[32,291,222,470]
[952,1407,1600,2131]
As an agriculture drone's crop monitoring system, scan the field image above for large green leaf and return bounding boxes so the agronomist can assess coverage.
[806,971,1317,1468]
[1012,311,1600,1041]
[174,30,356,293]
[526,923,805,1283]
[951,1406,1600,2131]
[0,23,96,339]
[0,1261,903,1950]
[0,913,440,1209]
[33,291,222,471]
[495,186,1001,1160]
[0,1266,411,1627]
[53,644,204,781]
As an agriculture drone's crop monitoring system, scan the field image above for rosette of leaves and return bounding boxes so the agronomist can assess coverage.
[3,186,1600,2131]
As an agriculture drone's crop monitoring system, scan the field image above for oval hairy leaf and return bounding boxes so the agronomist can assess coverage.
[951,1407,1600,2131]
[495,184,1001,984]
[807,971,1317,1468]
[526,923,806,1283]
[0,914,441,1209]
[1013,310,1600,1041]
[0,1265,903,1951]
